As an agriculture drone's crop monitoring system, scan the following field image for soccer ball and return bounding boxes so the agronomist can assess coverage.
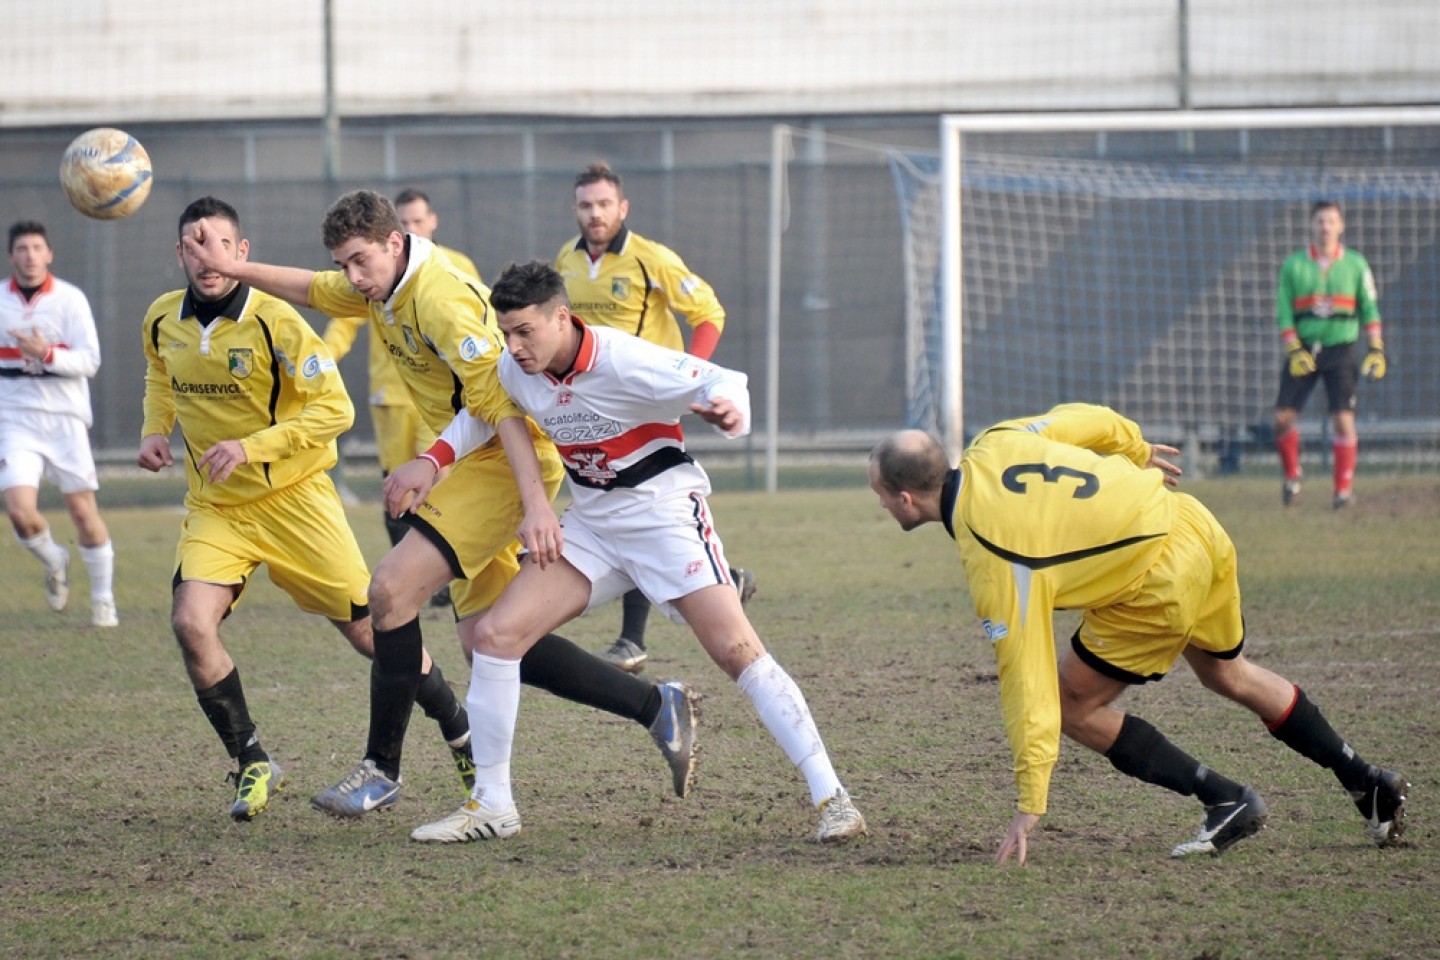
[58,127,154,220]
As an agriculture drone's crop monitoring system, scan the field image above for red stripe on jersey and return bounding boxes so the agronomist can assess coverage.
[554,420,684,465]
[0,343,69,360]
[1293,294,1357,312]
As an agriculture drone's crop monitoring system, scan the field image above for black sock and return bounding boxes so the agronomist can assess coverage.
[415,663,468,744]
[366,617,424,780]
[196,667,267,766]
[1106,713,1245,806]
[1268,686,1371,792]
[620,588,651,648]
[520,632,661,725]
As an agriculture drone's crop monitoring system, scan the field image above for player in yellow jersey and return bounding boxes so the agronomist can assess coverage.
[322,187,482,606]
[181,190,699,822]
[869,403,1407,864]
[139,196,472,822]
[556,162,755,673]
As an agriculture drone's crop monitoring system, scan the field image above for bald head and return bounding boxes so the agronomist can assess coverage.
[868,430,950,531]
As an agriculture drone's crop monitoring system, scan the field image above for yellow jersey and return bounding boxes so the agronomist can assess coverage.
[555,226,724,353]
[308,236,540,449]
[322,241,482,408]
[947,403,1174,814]
[141,284,354,508]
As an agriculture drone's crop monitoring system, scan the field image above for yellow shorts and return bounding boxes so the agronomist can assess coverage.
[1073,493,1243,683]
[406,442,564,619]
[371,402,436,475]
[175,473,370,621]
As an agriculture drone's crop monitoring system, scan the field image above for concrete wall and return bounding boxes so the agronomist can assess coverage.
[6,1,1439,127]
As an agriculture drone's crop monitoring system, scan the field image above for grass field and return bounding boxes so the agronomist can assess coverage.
[1,474,1436,959]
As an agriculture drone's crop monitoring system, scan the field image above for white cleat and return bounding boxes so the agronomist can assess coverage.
[815,788,868,843]
[45,548,71,612]
[410,795,522,843]
[91,595,119,627]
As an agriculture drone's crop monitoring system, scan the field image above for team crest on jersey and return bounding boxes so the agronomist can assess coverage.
[402,325,420,354]
[569,449,618,485]
[227,348,253,380]
[611,277,630,299]
[685,560,703,577]
[1312,296,1334,318]
[981,619,1008,643]
[557,390,573,406]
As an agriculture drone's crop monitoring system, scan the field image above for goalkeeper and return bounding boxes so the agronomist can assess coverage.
[1272,201,1386,509]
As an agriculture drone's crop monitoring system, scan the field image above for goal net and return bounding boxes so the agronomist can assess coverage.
[897,109,1440,470]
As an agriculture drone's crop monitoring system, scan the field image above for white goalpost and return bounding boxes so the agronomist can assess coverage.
[922,107,1440,466]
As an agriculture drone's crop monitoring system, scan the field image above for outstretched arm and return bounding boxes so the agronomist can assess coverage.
[181,219,317,307]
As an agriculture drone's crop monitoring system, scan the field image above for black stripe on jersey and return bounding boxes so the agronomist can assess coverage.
[149,314,166,354]
[967,525,1166,571]
[564,445,694,490]
[254,313,281,488]
[633,259,651,339]
[0,368,62,378]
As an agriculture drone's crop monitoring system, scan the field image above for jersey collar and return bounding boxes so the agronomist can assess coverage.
[572,224,631,258]
[387,234,434,302]
[7,274,54,299]
[547,315,600,385]
[939,467,963,540]
[1308,244,1345,262]
[180,283,251,322]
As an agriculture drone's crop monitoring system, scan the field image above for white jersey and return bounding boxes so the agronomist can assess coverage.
[0,274,101,426]
[434,319,749,520]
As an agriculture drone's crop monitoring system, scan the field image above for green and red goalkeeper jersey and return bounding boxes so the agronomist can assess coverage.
[1275,245,1381,348]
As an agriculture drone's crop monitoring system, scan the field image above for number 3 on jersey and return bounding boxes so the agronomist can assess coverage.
[1001,462,1100,499]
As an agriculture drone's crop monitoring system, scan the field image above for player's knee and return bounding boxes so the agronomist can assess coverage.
[170,606,214,649]
[469,614,518,658]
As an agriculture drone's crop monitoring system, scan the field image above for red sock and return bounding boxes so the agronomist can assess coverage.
[1275,427,1301,480]
[1333,436,1357,494]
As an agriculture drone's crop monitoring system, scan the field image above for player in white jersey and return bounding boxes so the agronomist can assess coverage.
[394,261,867,845]
[0,221,117,627]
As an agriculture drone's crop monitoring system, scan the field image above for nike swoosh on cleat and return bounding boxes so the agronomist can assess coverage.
[361,787,401,811]
[1198,802,1248,841]
[662,702,683,754]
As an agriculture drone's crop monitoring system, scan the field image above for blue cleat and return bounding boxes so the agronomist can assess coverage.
[310,758,402,818]
[648,680,698,798]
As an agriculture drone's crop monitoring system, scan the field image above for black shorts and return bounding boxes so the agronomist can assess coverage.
[1275,341,1359,415]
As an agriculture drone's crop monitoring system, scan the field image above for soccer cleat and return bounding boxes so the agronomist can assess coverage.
[601,637,648,673]
[1333,491,1354,510]
[1282,478,1302,507]
[732,567,758,606]
[91,595,118,628]
[815,788,868,843]
[449,732,477,793]
[649,680,699,798]
[410,795,522,843]
[1169,786,1268,858]
[310,758,402,818]
[228,759,283,821]
[45,547,70,612]
[1351,766,1408,847]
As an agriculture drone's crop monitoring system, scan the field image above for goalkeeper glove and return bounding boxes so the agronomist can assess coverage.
[1285,339,1317,378]
[1362,340,1387,380]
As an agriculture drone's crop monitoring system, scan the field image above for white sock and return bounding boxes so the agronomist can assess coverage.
[736,653,844,806]
[19,528,67,571]
[80,541,115,599]
[465,652,521,811]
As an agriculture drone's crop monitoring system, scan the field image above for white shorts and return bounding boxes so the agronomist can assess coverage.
[0,410,99,494]
[562,491,736,624]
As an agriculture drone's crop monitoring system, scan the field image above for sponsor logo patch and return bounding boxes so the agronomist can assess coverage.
[459,335,487,361]
[302,354,322,378]
[981,619,1008,643]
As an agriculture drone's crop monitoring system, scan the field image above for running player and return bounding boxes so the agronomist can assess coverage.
[1272,201,1386,509]
[1,220,118,627]
[869,404,1408,864]
[180,192,698,819]
[399,260,866,845]
[140,196,471,820]
[557,162,755,672]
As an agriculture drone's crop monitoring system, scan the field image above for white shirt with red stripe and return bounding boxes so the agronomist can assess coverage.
[430,318,749,520]
[0,274,101,426]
